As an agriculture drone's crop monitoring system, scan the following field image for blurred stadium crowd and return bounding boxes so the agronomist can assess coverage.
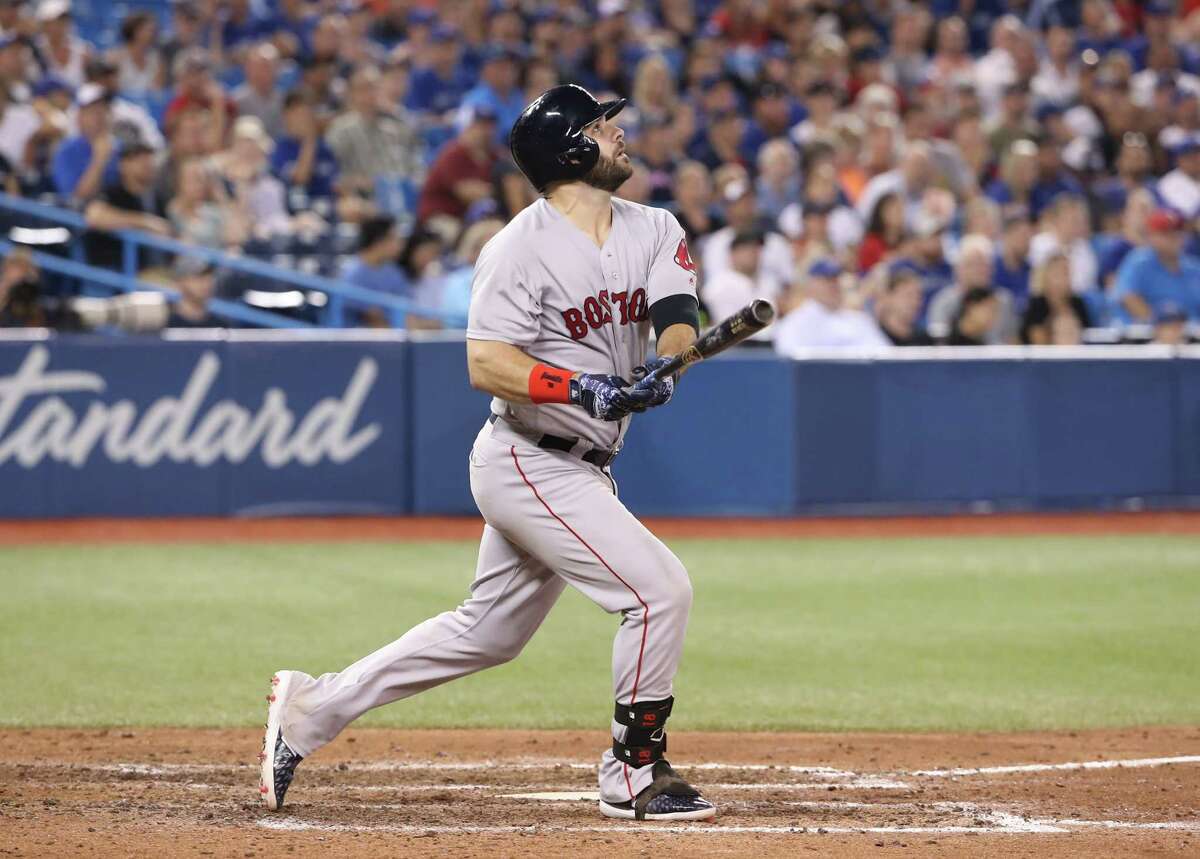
[0,0,1198,347]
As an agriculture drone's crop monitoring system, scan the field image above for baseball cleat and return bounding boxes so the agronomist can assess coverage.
[599,792,717,821]
[598,760,717,821]
[259,671,303,811]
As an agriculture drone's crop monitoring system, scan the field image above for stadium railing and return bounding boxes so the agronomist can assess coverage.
[0,236,309,329]
[0,193,454,329]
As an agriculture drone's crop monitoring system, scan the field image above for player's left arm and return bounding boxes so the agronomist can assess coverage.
[632,216,701,405]
[629,318,695,407]
[656,322,697,361]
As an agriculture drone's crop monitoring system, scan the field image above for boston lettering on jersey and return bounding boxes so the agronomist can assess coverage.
[561,288,649,340]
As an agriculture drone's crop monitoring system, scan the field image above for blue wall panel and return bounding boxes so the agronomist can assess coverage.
[226,340,409,516]
[1027,360,1176,499]
[51,338,228,517]
[0,339,228,517]
[793,362,876,505]
[1173,359,1200,497]
[0,337,1196,519]
[409,340,492,514]
[874,361,1030,502]
[0,342,59,517]
[618,356,797,515]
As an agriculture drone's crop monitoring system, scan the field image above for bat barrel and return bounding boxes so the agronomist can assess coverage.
[749,299,776,327]
[643,299,778,384]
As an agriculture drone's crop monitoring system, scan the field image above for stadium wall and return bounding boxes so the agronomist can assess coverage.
[0,332,1197,519]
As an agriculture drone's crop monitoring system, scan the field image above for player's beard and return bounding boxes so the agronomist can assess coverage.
[582,152,633,192]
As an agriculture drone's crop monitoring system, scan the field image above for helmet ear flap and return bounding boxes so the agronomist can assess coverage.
[557,138,600,172]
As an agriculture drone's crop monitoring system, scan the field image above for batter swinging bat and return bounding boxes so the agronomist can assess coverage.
[645,299,776,382]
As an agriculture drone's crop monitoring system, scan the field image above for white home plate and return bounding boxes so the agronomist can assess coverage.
[500,791,601,801]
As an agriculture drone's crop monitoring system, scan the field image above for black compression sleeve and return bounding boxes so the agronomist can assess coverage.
[649,293,700,339]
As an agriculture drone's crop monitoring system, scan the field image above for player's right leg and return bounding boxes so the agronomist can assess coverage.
[471,424,715,821]
[259,523,564,809]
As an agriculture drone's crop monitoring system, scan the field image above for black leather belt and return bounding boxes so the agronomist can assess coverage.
[488,413,618,468]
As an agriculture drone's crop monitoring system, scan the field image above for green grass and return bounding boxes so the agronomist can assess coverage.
[1,535,1198,732]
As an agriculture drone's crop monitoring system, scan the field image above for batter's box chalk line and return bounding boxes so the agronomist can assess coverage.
[58,754,1200,836]
[97,753,1200,780]
[494,780,913,796]
[342,801,1200,836]
[255,754,1200,837]
[908,754,1200,777]
[91,761,856,775]
[256,809,1200,837]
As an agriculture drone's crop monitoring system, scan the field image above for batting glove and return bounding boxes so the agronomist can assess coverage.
[630,356,676,408]
[571,373,653,421]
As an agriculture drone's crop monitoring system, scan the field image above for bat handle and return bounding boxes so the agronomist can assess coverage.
[638,367,663,385]
[639,361,681,387]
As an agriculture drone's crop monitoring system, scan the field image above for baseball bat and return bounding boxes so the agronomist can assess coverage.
[645,299,776,381]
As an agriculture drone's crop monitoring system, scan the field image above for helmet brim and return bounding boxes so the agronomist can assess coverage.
[600,98,627,121]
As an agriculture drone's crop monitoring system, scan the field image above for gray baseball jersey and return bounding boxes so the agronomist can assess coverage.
[466,197,698,449]
[275,197,701,809]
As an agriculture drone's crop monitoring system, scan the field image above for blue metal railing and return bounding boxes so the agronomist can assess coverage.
[0,239,312,329]
[0,193,450,329]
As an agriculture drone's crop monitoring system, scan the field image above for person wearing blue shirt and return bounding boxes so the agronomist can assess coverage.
[1156,136,1200,220]
[271,90,340,217]
[1097,234,1136,288]
[1112,209,1200,323]
[892,226,955,327]
[688,110,747,171]
[460,46,526,146]
[273,0,318,57]
[739,83,801,163]
[220,0,270,50]
[1093,189,1157,292]
[51,84,120,200]
[1152,302,1191,344]
[1030,172,1085,220]
[1028,136,1084,221]
[438,217,504,329]
[1075,0,1122,59]
[338,214,411,327]
[992,211,1034,310]
[985,139,1038,214]
[1128,0,1177,71]
[407,25,473,117]
[1089,133,1154,223]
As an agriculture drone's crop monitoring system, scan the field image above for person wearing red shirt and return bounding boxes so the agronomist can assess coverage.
[1113,0,1142,36]
[416,104,499,226]
[164,48,236,150]
[706,0,770,46]
[858,191,907,273]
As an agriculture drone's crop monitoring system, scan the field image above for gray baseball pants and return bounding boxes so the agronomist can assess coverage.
[280,417,694,803]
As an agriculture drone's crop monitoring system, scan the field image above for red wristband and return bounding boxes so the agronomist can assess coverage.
[528,363,574,404]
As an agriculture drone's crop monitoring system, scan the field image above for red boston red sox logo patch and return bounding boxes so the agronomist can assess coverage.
[673,238,697,273]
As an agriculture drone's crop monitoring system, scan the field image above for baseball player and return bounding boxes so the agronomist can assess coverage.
[261,84,716,822]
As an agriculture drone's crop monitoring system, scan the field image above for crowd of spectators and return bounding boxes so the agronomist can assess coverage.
[0,0,1198,347]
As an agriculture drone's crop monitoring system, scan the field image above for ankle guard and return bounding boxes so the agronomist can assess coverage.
[612,697,673,769]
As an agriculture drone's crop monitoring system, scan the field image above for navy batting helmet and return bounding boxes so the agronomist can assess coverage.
[509,84,627,192]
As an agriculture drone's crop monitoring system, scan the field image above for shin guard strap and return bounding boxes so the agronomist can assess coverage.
[613,733,666,768]
[612,697,673,769]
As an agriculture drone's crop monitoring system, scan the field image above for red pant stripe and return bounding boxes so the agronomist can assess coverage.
[510,446,648,800]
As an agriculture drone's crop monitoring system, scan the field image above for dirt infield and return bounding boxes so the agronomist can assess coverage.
[1,727,1197,857]
[1,510,1199,545]
[3,516,1197,856]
